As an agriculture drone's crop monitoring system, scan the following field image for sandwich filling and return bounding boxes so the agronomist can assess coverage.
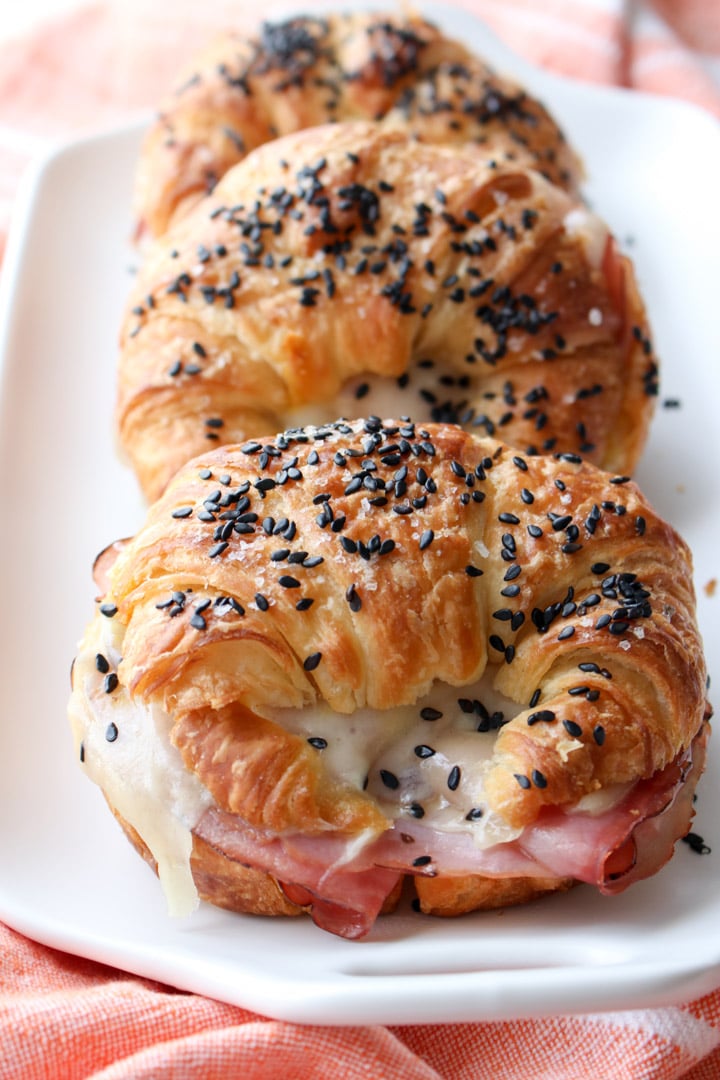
[69,610,707,938]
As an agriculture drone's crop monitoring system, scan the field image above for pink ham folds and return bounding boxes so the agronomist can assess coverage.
[194,721,709,939]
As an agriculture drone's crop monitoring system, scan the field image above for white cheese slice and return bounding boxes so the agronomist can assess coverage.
[69,615,214,916]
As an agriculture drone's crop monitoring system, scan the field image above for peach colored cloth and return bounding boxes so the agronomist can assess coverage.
[0,2,718,1077]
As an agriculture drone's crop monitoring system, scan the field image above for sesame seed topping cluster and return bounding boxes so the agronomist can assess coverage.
[120,115,655,500]
[67,12,711,936]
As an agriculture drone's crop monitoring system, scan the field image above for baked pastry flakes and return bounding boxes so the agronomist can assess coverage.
[134,11,582,239]
[69,419,709,939]
[119,123,656,502]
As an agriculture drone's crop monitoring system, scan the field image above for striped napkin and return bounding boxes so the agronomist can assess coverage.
[0,2,718,1077]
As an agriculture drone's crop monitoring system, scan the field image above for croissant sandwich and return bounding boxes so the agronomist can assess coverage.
[134,11,582,239]
[119,122,656,502]
[69,418,710,940]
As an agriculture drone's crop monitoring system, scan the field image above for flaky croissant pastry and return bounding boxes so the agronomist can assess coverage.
[119,122,656,503]
[69,419,710,939]
[134,11,582,239]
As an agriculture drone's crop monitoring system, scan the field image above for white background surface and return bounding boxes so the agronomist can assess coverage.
[0,3,718,1026]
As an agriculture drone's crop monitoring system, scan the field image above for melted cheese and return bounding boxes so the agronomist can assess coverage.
[68,616,214,916]
[265,676,525,849]
[283,358,476,432]
[70,618,631,916]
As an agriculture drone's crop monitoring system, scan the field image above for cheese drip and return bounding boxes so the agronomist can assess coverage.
[69,615,214,916]
[70,618,635,916]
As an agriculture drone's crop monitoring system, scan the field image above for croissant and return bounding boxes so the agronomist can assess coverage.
[119,122,656,503]
[134,11,582,239]
[68,418,710,940]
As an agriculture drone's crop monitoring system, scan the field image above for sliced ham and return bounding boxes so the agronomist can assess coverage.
[194,724,708,938]
[518,723,708,892]
[193,812,402,939]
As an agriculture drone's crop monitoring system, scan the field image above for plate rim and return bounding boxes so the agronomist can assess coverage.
[1,3,719,1026]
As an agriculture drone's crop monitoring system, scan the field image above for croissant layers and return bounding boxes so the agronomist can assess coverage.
[134,11,582,239]
[119,122,656,502]
[68,420,710,939]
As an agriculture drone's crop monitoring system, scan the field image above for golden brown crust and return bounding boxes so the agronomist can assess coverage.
[414,872,575,915]
[73,420,708,928]
[171,705,388,834]
[109,804,305,917]
[135,12,582,238]
[106,420,706,833]
[119,122,655,502]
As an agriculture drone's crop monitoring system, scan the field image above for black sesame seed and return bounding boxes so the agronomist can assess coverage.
[528,709,555,725]
[95,653,109,674]
[420,707,443,721]
[99,603,117,618]
[346,583,362,612]
[532,769,548,789]
[380,769,400,790]
[563,719,583,737]
[419,529,434,551]
[255,593,269,611]
[303,651,322,671]
[409,803,425,819]
[465,565,484,577]
[593,725,606,746]
[307,737,328,750]
[103,673,119,694]
[296,597,314,611]
[447,765,461,791]
[414,744,436,759]
[190,613,207,631]
[278,575,301,589]
[514,773,531,790]
[412,855,433,868]
[105,722,118,743]
[682,832,711,854]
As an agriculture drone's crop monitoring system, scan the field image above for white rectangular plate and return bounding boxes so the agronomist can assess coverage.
[0,4,719,1026]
